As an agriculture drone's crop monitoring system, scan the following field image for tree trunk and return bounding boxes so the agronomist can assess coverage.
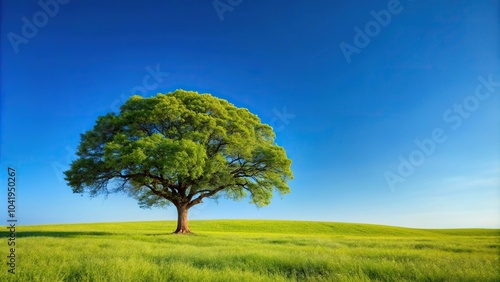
[174,204,191,234]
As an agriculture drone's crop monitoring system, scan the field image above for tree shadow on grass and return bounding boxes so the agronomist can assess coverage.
[12,231,114,238]
[144,232,206,237]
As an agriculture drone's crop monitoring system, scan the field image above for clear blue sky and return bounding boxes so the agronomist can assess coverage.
[1,0,498,228]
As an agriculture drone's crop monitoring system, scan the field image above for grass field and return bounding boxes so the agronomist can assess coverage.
[1,220,499,281]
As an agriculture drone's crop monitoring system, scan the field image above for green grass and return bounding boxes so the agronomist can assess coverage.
[1,220,499,281]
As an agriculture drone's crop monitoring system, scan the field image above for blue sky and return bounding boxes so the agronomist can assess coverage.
[1,0,498,228]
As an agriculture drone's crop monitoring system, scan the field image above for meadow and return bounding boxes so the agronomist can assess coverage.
[1,220,499,281]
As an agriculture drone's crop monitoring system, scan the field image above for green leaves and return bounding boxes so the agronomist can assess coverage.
[103,133,206,179]
[65,90,293,209]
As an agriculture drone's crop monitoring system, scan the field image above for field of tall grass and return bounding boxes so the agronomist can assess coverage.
[1,220,499,281]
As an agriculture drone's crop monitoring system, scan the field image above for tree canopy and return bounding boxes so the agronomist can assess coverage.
[65,90,293,233]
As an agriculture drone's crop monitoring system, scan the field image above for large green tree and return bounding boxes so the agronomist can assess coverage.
[65,90,293,233]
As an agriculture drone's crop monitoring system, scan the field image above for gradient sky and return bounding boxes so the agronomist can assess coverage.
[1,0,498,228]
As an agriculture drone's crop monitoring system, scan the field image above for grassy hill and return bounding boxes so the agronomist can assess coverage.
[19,219,500,236]
[2,220,499,281]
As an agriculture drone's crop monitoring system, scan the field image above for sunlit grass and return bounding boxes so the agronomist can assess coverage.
[1,220,499,281]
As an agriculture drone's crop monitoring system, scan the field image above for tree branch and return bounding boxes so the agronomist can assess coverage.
[187,185,227,208]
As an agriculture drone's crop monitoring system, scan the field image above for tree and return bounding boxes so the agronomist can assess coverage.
[64,90,293,233]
